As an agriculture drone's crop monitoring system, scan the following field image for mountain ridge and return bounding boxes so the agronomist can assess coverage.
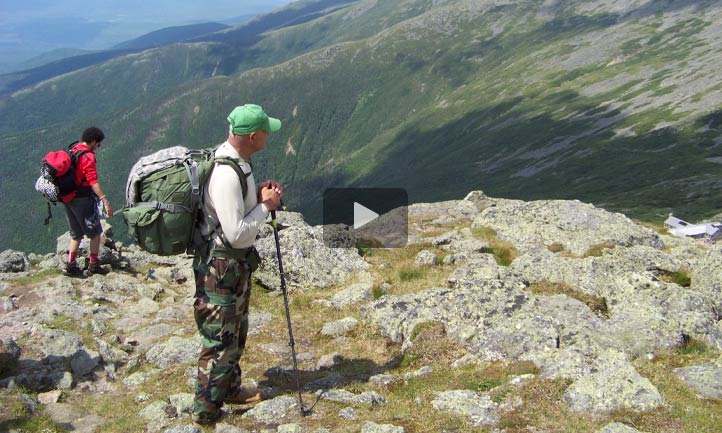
[1,0,721,253]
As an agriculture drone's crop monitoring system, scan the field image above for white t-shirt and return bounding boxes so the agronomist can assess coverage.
[200,141,269,249]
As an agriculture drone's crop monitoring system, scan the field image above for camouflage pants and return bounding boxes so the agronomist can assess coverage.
[192,254,252,421]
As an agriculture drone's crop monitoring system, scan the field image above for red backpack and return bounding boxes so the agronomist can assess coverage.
[35,142,88,224]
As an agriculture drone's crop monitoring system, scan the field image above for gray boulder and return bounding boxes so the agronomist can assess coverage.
[472,199,664,256]
[563,350,662,413]
[39,329,84,359]
[673,357,722,399]
[362,279,530,352]
[253,212,368,291]
[145,336,200,368]
[241,395,297,421]
[408,199,482,223]
[214,424,251,433]
[321,317,359,338]
[431,390,499,426]
[168,393,195,414]
[596,423,646,433]
[330,282,373,308]
[277,424,306,433]
[0,250,29,273]
[447,254,501,287]
[139,400,174,432]
[318,389,386,406]
[415,250,438,266]
[361,422,406,433]
[163,426,201,433]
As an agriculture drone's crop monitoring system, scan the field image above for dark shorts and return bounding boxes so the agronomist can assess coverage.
[63,196,102,240]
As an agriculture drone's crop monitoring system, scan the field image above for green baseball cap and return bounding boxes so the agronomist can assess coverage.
[227,104,281,135]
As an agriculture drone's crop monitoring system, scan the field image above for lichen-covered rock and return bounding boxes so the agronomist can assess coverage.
[329,283,373,308]
[139,400,174,432]
[431,390,499,426]
[472,199,664,256]
[214,424,251,433]
[563,350,662,413]
[39,329,84,359]
[0,250,29,273]
[277,424,306,433]
[254,212,367,290]
[321,317,359,338]
[318,389,386,406]
[510,247,722,353]
[362,279,531,353]
[145,336,200,368]
[361,422,406,433]
[596,422,647,433]
[169,393,194,414]
[447,254,501,287]
[415,250,438,266]
[123,370,159,387]
[241,395,297,421]
[408,199,482,223]
[163,426,201,433]
[338,407,358,420]
[673,359,722,399]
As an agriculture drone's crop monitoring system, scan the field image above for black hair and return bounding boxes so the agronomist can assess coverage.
[82,127,105,144]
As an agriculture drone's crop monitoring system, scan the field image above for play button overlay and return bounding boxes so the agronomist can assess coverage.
[354,202,379,229]
[323,188,408,248]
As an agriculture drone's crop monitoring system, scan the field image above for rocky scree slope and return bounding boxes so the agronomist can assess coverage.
[0,191,721,432]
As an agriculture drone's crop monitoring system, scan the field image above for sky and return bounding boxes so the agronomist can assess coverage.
[0,0,294,72]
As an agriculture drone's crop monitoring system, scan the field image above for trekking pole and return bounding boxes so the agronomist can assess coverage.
[270,202,308,416]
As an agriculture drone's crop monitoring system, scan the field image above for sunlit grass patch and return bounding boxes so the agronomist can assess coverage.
[583,242,616,257]
[527,280,609,318]
[0,391,66,433]
[5,269,61,290]
[634,219,669,235]
[471,227,519,266]
[677,335,713,357]
[657,268,692,288]
[362,243,451,296]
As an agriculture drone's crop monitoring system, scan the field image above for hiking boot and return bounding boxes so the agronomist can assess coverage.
[87,261,110,275]
[224,386,264,405]
[191,410,223,426]
[63,261,84,277]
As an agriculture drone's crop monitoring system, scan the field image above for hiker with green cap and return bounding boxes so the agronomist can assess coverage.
[192,103,283,425]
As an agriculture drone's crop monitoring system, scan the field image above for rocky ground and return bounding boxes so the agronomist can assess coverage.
[1,191,721,433]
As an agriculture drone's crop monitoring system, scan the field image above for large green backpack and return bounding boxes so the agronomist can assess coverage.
[123,146,249,256]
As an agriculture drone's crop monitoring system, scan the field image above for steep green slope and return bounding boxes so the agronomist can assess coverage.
[0,0,360,135]
[2,0,722,253]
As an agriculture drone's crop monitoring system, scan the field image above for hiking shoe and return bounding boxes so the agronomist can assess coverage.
[191,410,223,426]
[87,262,110,275]
[63,261,84,277]
[224,386,263,405]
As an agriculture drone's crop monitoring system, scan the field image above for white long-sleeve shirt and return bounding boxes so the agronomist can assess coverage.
[200,141,269,249]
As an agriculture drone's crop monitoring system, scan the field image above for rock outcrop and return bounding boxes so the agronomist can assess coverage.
[1,191,720,431]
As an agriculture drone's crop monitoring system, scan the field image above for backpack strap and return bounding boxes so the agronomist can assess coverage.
[214,157,250,199]
[207,156,252,251]
[67,142,90,191]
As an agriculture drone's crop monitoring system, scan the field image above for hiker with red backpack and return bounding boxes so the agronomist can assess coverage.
[60,127,114,276]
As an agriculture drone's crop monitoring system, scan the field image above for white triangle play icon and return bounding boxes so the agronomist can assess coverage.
[354,202,379,229]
